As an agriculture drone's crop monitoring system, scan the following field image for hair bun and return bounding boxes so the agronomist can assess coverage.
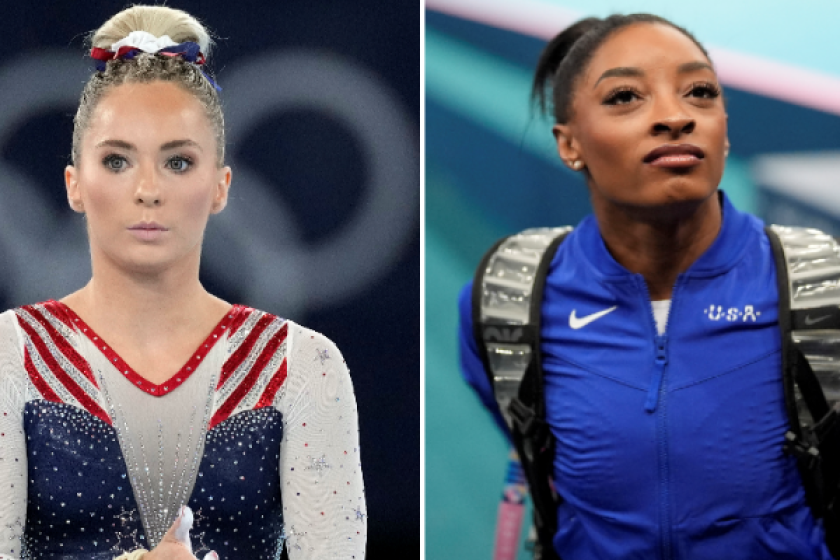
[91,5,211,59]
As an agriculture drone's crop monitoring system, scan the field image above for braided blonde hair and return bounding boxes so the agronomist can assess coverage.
[72,5,224,167]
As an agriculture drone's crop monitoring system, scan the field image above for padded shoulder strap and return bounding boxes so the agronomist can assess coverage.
[767,226,840,427]
[766,225,840,556]
[473,227,571,560]
[472,227,572,431]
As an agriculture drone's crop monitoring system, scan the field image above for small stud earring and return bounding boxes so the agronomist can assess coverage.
[572,160,584,170]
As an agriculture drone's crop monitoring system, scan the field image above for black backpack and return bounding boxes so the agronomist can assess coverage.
[472,225,840,559]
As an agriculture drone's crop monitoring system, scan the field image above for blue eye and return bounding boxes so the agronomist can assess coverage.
[166,156,192,172]
[102,154,128,172]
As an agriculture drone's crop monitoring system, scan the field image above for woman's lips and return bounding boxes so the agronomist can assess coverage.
[644,144,705,168]
[128,223,169,242]
[648,154,702,168]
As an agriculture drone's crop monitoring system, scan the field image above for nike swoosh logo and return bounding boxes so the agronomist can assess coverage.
[805,314,831,326]
[569,306,618,329]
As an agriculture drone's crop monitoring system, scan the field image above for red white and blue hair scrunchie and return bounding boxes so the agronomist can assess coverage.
[89,31,221,92]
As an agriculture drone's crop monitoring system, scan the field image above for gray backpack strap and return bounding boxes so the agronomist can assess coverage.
[767,225,840,556]
[472,227,572,430]
[472,227,571,560]
[768,226,840,428]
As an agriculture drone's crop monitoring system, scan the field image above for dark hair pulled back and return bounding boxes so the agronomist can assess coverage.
[532,14,711,123]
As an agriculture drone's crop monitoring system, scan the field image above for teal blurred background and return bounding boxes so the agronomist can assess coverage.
[425,1,840,558]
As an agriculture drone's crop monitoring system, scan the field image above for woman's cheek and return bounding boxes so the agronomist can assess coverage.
[585,122,632,164]
[84,180,124,230]
[185,181,215,217]
[176,181,218,237]
[583,132,635,193]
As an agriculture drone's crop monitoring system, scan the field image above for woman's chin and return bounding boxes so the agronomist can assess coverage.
[599,181,718,209]
[632,180,719,210]
[108,250,183,277]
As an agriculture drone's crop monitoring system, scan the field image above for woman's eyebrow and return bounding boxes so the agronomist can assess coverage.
[677,61,714,74]
[594,66,643,87]
[160,139,202,152]
[92,139,203,152]
[594,61,714,88]
[95,139,135,150]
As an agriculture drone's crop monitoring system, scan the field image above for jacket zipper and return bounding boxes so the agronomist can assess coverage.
[640,277,681,560]
[644,335,668,412]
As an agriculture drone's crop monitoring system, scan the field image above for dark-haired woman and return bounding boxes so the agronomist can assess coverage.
[0,5,365,560]
[459,14,834,560]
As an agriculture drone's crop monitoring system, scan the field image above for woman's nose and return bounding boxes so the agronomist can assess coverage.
[652,114,696,137]
[134,167,162,206]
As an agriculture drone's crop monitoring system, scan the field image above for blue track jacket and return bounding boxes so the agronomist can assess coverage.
[458,194,834,559]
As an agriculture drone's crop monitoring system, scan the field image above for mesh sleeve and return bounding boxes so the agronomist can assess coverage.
[0,311,28,560]
[277,324,366,559]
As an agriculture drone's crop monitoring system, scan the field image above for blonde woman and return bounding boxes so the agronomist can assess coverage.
[0,6,365,560]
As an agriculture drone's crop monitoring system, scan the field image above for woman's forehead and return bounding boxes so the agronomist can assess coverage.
[87,82,213,142]
[98,80,200,110]
[582,23,712,85]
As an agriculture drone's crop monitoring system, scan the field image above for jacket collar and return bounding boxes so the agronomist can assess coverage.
[574,190,757,281]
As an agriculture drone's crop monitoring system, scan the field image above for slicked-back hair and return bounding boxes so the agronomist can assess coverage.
[72,5,223,167]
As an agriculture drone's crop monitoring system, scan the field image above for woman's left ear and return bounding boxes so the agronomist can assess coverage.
[724,139,730,158]
[211,166,232,214]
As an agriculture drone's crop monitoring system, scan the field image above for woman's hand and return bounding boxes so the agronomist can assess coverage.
[143,506,218,560]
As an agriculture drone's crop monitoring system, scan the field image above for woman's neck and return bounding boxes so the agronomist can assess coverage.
[61,250,226,343]
[591,191,722,300]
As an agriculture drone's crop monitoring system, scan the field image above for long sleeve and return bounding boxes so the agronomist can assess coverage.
[277,325,366,559]
[0,311,28,560]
